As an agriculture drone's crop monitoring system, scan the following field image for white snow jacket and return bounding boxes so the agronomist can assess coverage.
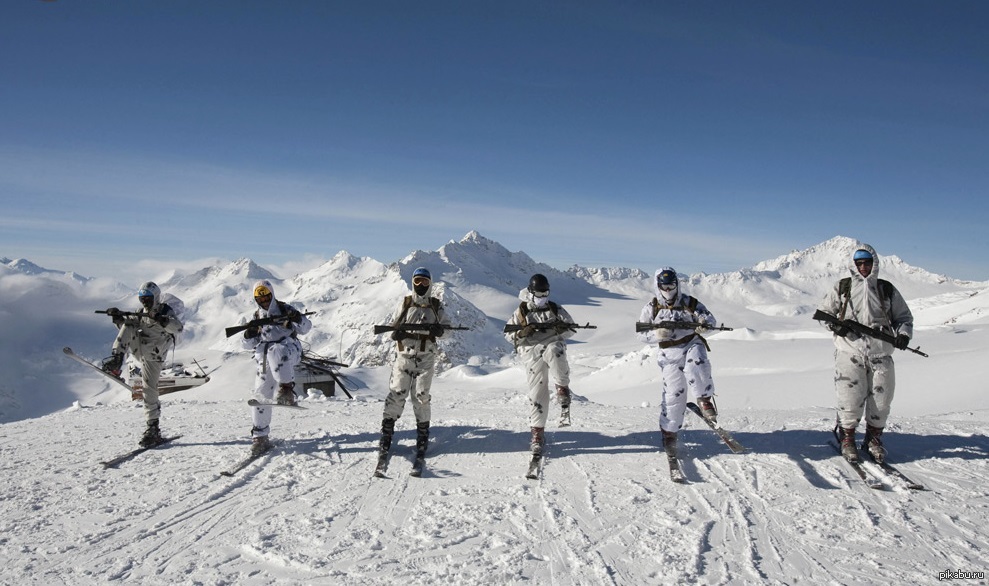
[388,286,451,353]
[112,290,183,359]
[818,243,913,358]
[636,270,716,347]
[241,285,312,351]
[505,288,577,348]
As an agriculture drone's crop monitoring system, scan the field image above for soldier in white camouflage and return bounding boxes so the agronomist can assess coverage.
[102,281,183,447]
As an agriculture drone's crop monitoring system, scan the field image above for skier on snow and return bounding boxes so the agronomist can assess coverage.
[375,267,451,474]
[636,268,720,461]
[504,273,578,456]
[819,244,914,463]
[242,279,312,456]
[102,281,184,448]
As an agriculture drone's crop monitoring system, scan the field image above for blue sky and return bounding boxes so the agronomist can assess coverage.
[2,1,987,282]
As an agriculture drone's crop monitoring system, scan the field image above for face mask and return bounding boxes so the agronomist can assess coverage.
[660,287,677,303]
[414,284,429,296]
[532,295,550,308]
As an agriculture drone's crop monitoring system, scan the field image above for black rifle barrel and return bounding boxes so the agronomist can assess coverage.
[812,310,928,357]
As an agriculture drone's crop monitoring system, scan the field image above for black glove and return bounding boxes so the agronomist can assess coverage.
[106,307,121,317]
[429,323,445,337]
[289,312,303,324]
[894,334,910,350]
[153,313,169,327]
[829,323,849,338]
[392,331,409,343]
[244,326,260,339]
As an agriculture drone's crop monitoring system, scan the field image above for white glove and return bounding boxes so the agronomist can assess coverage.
[654,328,673,339]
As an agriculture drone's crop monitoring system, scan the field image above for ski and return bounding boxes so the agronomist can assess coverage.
[219,441,277,477]
[247,399,306,409]
[865,455,926,491]
[62,347,136,394]
[685,402,746,453]
[828,440,884,489]
[100,436,182,469]
[525,453,543,480]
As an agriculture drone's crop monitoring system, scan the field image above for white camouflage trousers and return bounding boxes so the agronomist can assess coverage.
[112,325,165,422]
[834,351,896,429]
[384,349,437,423]
[521,341,571,428]
[657,341,715,433]
[251,339,301,437]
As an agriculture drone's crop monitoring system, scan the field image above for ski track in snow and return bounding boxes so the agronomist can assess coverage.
[1,386,988,586]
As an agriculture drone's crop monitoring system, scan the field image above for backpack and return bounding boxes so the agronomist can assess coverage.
[158,293,185,345]
[838,277,894,320]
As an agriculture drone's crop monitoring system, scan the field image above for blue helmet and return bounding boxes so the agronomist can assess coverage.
[412,267,431,281]
[853,249,874,262]
[138,281,160,303]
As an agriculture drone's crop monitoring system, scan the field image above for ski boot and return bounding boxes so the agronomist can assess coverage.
[138,419,163,448]
[862,425,886,463]
[374,418,395,477]
[530,426,545,456]
[411,421,429,477]
[698,396,718,423]
[836,425,859,462]
[661,430,678,459]
[251,435,273,457]
[276,382,297,406]
[557,385,572,427]
[101,353,124,378]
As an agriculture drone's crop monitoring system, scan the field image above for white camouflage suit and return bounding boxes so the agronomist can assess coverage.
[636,268,717,433]
[383,287,451,424]
[819,243,913,430]
[242,280,312,438]
[505,289,576,428]
[111,287,183,422]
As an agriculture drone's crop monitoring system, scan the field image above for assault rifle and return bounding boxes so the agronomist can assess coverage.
[635,321,733,333]
[812,310,928,357]
[373,324,470,335]
[225,311,315,338]
[504,321,597,334]
[96,309,160,324]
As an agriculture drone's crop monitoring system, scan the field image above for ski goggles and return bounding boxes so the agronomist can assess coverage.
[854,259,874,267]
[412,276,431,287]
[530,289,550,298]
[658,283,677,292]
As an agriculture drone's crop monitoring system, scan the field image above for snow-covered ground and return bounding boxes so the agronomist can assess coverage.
[1,234,988,584]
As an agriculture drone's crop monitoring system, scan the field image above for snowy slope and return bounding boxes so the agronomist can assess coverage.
[1,370,988,585]
[1,234,988,584]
